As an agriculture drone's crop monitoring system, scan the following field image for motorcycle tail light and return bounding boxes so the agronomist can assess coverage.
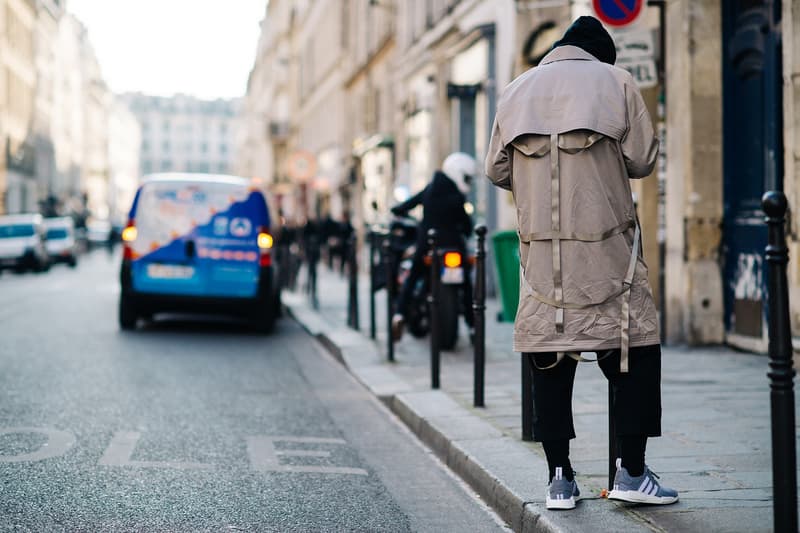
[423,255,433,266]
[444,252,462,268]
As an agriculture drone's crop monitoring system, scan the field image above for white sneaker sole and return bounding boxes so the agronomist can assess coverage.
[546,495,577,510]
[608,489,678,505]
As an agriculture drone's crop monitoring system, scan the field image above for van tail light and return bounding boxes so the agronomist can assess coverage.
[122,220,137,260]
[258,226,273,267]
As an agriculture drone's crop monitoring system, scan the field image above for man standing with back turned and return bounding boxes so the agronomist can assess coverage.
[485,16,678,510]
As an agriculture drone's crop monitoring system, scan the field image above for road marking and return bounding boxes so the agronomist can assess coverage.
[98,431,213,470]
[246,436,368,475]
[0,427,76,463]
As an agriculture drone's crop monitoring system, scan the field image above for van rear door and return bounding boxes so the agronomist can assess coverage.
[129,180,269,298]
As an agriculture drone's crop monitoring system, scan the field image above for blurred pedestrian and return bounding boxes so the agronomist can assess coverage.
[303,218,321,305]
[338,211,354,275]
[485,16,677,510]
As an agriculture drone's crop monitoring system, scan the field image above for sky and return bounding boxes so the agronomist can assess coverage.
[68,0,266,99]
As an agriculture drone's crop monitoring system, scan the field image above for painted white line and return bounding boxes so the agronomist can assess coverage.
[98,431,213,470]
[246,436,368,475]
[0,427,76,463]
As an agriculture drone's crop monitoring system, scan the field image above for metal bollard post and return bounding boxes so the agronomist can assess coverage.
[473,225,488,407]
[521,354,533,441]
[369,230,377,339]
[428,229,441,389]
[608,384,617,489]
[347,234,359,330]
[763,191,798,533]
[382,236,395,362]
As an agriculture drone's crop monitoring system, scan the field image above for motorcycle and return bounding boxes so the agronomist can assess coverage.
[389,216,471,350]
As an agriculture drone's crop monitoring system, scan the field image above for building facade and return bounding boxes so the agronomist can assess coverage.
[121,93,240,179]
[0,0,38,214]
[107,99,140,224]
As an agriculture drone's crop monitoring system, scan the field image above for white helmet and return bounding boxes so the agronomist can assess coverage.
[442,152,477,195]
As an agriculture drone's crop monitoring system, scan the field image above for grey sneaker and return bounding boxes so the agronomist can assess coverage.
[546,467,581,510]
[608,459,679,505]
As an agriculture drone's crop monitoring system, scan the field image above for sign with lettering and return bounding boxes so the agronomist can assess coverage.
[614,30,658,89]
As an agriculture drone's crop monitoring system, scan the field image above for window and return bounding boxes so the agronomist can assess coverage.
[142,160,152,174]
[141,140,149,152]
[219,123,227,134]
[200,143,208,154]
[219,143,227,155]
[161,159,172,171]
[163,120,170,131]
[217,163,227,173]
[162,140,170,152]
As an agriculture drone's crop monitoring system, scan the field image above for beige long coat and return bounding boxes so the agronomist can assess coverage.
[485,45,660,358]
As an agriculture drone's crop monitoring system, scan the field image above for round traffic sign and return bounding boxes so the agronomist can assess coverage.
[286,150,317,183]
[592,0,645,28]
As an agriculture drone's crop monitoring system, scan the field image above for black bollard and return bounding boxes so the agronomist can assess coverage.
[382,236,395,363]
[369,229,378,339]
[473,225,488,407]
[608,384,617,489]
[347,234,359,330]
[762,191,798,533]
[308,237,319,310]
[428,229,441,389]
[521,355,533,441]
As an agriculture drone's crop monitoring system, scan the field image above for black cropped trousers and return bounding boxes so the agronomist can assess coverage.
[525,344,662,441]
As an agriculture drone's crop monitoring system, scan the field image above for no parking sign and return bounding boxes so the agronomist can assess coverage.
[592,0,646,28]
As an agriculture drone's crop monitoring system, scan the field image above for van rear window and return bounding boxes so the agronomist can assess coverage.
[131,181,260,256]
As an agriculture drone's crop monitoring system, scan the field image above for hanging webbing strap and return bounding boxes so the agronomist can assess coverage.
[550,134,564,333]
[619,222,641,373]
[531,349,617,371]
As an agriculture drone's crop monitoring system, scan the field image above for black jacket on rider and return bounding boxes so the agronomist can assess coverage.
[391,171,472,252]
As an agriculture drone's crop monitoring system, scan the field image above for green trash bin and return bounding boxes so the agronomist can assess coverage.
[491,230,520,322]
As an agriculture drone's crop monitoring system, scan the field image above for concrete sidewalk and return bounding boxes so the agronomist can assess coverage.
[284,263,794,532]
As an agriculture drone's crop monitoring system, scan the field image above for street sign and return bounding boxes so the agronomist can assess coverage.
[286,150,317,183]
[592,0,646,28]
[614,30,658,89]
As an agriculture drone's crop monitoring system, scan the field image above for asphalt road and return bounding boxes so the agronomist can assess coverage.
[0,250,507,532]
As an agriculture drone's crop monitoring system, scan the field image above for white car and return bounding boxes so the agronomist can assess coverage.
[86,219,112,248]
[44,217,78,268]
[0,214,50,273]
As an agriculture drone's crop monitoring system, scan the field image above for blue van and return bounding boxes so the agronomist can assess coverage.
[119,174,281,332]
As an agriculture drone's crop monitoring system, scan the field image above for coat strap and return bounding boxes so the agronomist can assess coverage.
[550,133,564,333]
[522,281,629,309]
[531,349,616,370]
[558,132,605,154]
[619,222,641,373]
[518,219,635,243]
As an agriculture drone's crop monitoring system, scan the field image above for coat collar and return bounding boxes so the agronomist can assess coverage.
[540,45,600,65]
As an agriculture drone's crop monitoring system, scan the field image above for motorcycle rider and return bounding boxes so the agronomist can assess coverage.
[390,152,476,341]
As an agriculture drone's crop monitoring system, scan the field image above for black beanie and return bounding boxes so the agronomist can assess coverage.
[551,16,617,65]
